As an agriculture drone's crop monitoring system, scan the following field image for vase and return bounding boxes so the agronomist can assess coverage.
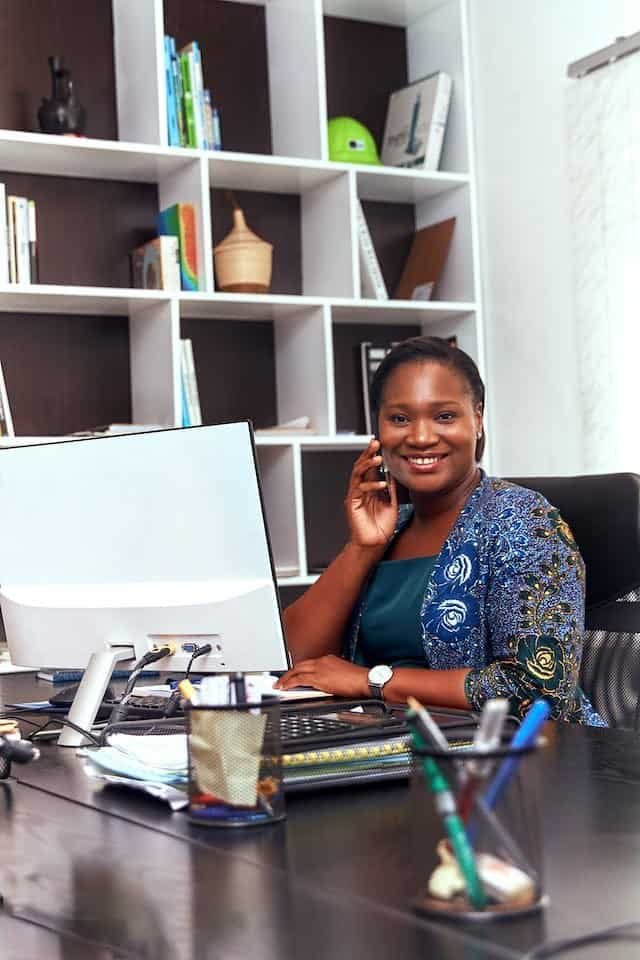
[38,56,87,136]
[213,208,273,293]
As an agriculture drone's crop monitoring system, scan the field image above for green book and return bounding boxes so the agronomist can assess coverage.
[180,52,197,148]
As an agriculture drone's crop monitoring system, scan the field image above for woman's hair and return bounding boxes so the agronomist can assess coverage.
[369,336,486,460]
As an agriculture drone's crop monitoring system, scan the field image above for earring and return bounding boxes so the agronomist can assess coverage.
[476,431,482,439]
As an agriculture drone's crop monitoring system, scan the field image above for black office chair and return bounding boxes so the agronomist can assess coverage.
[509,473,640,729]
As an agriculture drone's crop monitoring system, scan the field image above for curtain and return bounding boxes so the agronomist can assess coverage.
[566,50,640,473]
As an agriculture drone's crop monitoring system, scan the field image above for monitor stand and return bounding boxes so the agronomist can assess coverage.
[58,643,135,747]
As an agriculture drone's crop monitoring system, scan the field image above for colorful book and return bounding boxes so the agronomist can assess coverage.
[355,200,387,300]
[131,235,180,291]
[157,203,198,290]
[381,71,452,170]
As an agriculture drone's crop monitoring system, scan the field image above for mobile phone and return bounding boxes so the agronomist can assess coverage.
[375,438,391,498]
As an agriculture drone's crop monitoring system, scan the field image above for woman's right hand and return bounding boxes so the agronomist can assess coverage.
[345,439,398,547]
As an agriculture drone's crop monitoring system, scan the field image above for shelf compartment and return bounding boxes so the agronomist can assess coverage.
[1,0,117,140]
[333,319,422,435]
[211,188,302,297]
[0,311,130,436]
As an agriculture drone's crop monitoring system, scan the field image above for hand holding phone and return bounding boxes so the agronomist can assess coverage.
[345,438,398,547]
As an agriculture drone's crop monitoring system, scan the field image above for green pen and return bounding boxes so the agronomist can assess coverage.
[411,730,488,910]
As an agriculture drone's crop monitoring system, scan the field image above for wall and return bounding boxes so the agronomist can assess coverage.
[469,0,639,477]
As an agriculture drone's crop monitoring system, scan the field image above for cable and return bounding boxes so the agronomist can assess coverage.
[25,716,102,747]
[161,642,212,718]
[185,642,212,679]
[523,921,640,958]
[106,643,177,728]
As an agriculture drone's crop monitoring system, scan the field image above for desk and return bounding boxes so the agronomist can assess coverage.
[2,674,640,958]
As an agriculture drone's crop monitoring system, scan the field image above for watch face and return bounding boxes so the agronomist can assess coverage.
[369,664,393,685]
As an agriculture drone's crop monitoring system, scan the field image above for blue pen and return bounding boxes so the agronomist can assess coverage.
[482,698,550,813]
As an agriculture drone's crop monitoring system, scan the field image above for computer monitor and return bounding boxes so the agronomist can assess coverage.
[0,422,289,744]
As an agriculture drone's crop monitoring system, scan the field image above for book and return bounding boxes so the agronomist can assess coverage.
[131,235,181,291]
[157,203,198,290]
[355,200,388,300]
[0,184,8,285]
[181,338,202,426]
[168,37,186,147]
[395,217,456,301]
[180,42,206,149]
[13,197,31,284]
[164,36,181,147]
[37,668,161,683]
[7,197,16,283]
[211,106,222,151]
[179,49,198,148]
[0,360,15,437]
[27,199,39,283]
[381,71,452,170]
[360,341,399,435]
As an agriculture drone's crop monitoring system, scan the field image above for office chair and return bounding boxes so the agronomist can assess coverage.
[509,473,640,729]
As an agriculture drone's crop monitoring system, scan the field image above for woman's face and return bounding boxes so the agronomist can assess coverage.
[377,360,482,498]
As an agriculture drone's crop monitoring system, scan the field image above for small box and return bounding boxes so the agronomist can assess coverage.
[131,236,180,291]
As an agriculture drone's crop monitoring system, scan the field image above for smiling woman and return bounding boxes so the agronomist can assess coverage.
[278,336,605,726]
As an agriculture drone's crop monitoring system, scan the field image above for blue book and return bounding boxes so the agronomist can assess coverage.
[181,371,191,427]
[37,668,161,683]
[169,36,186,147]
[164,36,180,147]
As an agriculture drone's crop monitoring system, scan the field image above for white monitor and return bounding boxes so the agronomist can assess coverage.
[0,422,289,743]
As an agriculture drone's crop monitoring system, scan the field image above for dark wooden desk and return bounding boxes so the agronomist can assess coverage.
[2,674,640,958]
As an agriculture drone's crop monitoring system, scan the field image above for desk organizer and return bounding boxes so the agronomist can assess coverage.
[187,700,285,827]
[410,737,547,920]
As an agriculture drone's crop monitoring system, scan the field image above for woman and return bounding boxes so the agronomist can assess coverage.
[277,336,604,725]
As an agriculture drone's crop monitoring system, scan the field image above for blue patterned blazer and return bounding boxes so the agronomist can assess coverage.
[344,474,605,725]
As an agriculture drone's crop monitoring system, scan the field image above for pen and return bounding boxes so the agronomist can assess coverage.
[406,696,450,753]
[458,698,509,821]
[411,729,487,911]
[482,698,550,814]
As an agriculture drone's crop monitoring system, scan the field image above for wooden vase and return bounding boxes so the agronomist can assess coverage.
[213,208,273,293]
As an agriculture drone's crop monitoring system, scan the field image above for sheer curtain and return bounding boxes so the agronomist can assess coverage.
[566,50,640,473]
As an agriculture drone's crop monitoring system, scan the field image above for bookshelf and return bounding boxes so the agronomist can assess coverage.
[0,0,484,602]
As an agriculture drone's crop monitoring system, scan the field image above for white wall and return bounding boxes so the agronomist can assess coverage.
[469,0,639,477]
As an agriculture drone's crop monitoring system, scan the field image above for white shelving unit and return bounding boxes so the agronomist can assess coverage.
[0,0,483,588]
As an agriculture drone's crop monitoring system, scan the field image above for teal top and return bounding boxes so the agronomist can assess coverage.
[358,555,437,668]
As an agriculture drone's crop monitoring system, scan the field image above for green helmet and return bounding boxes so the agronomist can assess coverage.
[327,116,380,165]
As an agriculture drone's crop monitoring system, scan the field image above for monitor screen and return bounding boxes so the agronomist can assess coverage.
[0,422,289,674]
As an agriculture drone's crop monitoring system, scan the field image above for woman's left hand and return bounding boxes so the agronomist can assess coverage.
[274,655,370,698]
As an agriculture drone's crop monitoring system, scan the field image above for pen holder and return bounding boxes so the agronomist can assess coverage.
[410,736,547,920]
[187,700,285,827]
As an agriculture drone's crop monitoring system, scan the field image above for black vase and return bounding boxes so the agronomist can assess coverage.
[38,56,87,136]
